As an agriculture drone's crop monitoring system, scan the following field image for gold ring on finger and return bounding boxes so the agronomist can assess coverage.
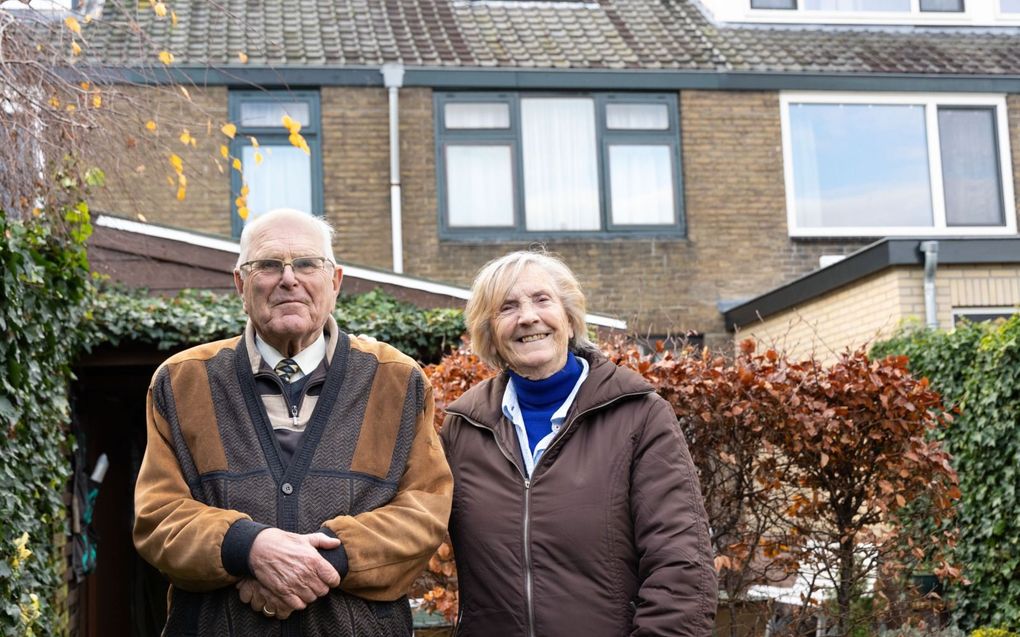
[262,605,276,618]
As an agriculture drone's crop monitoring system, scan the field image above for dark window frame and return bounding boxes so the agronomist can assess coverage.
[434,91,686,240]
[227,90,324,238]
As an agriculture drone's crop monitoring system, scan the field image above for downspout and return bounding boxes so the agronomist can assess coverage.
[381,63,405,274]
[921,240,939,329]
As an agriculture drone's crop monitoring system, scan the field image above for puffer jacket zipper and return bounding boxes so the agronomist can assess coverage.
[448,388,650,637]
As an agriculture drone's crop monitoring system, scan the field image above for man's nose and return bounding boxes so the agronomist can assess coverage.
[278,263,299,285]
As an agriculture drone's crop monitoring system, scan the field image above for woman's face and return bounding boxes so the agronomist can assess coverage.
[492,264,574,380]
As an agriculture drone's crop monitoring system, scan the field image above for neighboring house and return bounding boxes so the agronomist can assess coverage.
[79,0,1020,349]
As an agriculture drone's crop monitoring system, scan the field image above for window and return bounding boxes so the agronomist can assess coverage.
[780,93,1016,237]
[750,0,964,11]
[228,91,323,237]
[953,307,1020,325]
[435,92,684,237]
[1002,0,1020,12]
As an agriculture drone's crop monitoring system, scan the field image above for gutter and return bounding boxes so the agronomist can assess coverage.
[382,63,405,274]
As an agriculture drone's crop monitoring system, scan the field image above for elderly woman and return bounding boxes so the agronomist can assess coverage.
[439,250,717,637]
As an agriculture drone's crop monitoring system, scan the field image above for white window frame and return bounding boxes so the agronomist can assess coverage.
[780,92,1017,238]
[952,306,1020,325]
[698,0,1020,26]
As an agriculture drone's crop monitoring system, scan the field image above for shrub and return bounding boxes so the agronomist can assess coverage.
[874,315,1020,629]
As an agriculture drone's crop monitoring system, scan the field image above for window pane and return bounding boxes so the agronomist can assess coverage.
[445,103,510,129]
[938,108,1004,227]
[789,103,933,228]
[606,103,669,130]
[521,98,600,231]
[1002,0,1020,11]
[239,101,311,128]
[751,0,797,8]
[609,145,674,225]
[445,145,515,227]
[242,145,312,218]
[920,0,963,10]
[803,0,909,9]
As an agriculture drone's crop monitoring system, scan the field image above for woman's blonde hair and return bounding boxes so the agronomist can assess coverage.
[466,250,598,370]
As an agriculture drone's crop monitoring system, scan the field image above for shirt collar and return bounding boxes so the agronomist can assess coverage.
[254,331,326,382]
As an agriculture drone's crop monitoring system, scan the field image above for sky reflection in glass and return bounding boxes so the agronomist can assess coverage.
[790,103,933,228]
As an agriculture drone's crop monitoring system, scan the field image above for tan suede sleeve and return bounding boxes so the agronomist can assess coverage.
[132,377,250,592]
[322,382,453,601]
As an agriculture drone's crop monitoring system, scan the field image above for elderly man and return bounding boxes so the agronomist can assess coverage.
[133,208,452,635]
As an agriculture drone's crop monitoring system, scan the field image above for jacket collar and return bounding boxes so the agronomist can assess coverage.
[447,349,654,430]
[244,315,341,376]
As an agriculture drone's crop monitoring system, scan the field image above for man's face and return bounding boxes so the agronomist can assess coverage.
[233,218,341,356]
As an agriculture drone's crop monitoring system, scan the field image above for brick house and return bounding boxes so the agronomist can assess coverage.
[78,0,1020,351]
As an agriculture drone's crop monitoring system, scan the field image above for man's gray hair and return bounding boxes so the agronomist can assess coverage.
[235,209,336,270]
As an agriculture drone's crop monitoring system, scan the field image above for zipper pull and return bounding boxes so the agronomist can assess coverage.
[524,479,531,490]
[291,404,299,427]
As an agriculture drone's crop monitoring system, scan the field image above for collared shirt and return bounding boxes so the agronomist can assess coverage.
[502,356,590,478]
[255,332,326,383]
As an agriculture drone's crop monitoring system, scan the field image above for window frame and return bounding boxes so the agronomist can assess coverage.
[434,91,686,240]
[696,0,1020,25]
[780,92,1017,238]
[952,306,1020,325]
[228,90,324,238]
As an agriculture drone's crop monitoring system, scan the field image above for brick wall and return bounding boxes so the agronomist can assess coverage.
[89,86,1019,349]
[738,264,1020,362]
[89,86,232,236]
[401,90,867,348]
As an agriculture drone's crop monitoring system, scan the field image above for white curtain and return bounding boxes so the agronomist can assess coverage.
[606,103,669,130]
[445,103,510,129]
[242,145,312,219]
[609,145,674,225]
[240,102,310,127]
[521,98,600,231]
[804,0,909,10]
[445,145,515,227]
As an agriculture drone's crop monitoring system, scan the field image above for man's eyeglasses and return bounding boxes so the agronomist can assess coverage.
[239,257,333,277]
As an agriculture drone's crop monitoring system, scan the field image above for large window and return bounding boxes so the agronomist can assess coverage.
[435,92,684,238]
[780,93,1016,237]
[750,0,963,11]
[228,91,323,237]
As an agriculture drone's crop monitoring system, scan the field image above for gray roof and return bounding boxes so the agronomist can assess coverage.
[82,0,1020,75]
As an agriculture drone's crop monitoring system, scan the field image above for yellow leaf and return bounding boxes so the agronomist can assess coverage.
[289,133,310,155]
[238,51,249,63]
[92,94,101,108]
[85,14,93,23]
[220,123,237,139]
[79,82,90,90]
[254,151,263,166]
[158,50,174,65]
[145,120,157,132]
[176,186,186,201]
[65,16,81,34]
[136,212,147,222]
[219,145,229,159]
[177,174,187,187]
[237,206,249,220]
[179,130,192,146]
[282,114,301,134]
[169,153,183,173]
[71,40,82,56]
[240,184,249,196]
[232,158,242,171]
[179,86,191,101]
[248,136,259,149]
[153,1,167,17]
[66,104,77,112]
[171,11,178,27]
[49,96,60,109]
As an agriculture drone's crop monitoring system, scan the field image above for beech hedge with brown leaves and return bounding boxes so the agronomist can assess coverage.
[417,341,960,637]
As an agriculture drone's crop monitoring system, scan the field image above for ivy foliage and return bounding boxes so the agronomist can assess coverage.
[86,287,465,364]
[872,315,1020,630]
[1,205,95,637]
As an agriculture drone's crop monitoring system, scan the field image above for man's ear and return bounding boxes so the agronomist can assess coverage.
[233,269,248,313]
[333,264,343,297]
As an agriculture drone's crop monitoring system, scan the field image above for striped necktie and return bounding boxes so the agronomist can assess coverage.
[274,358,299,383]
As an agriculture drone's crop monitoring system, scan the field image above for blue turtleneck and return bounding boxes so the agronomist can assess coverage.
[508,352,584,454]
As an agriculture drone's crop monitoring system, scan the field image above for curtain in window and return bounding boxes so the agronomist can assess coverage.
[803,0,909,10]
[444,103,510,129]
[242,145,312,219]
[445,145,515,227]
[938,108,1005,227]
[609,145,674,225]
[239,102,310,127]
[521,98,600,231]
